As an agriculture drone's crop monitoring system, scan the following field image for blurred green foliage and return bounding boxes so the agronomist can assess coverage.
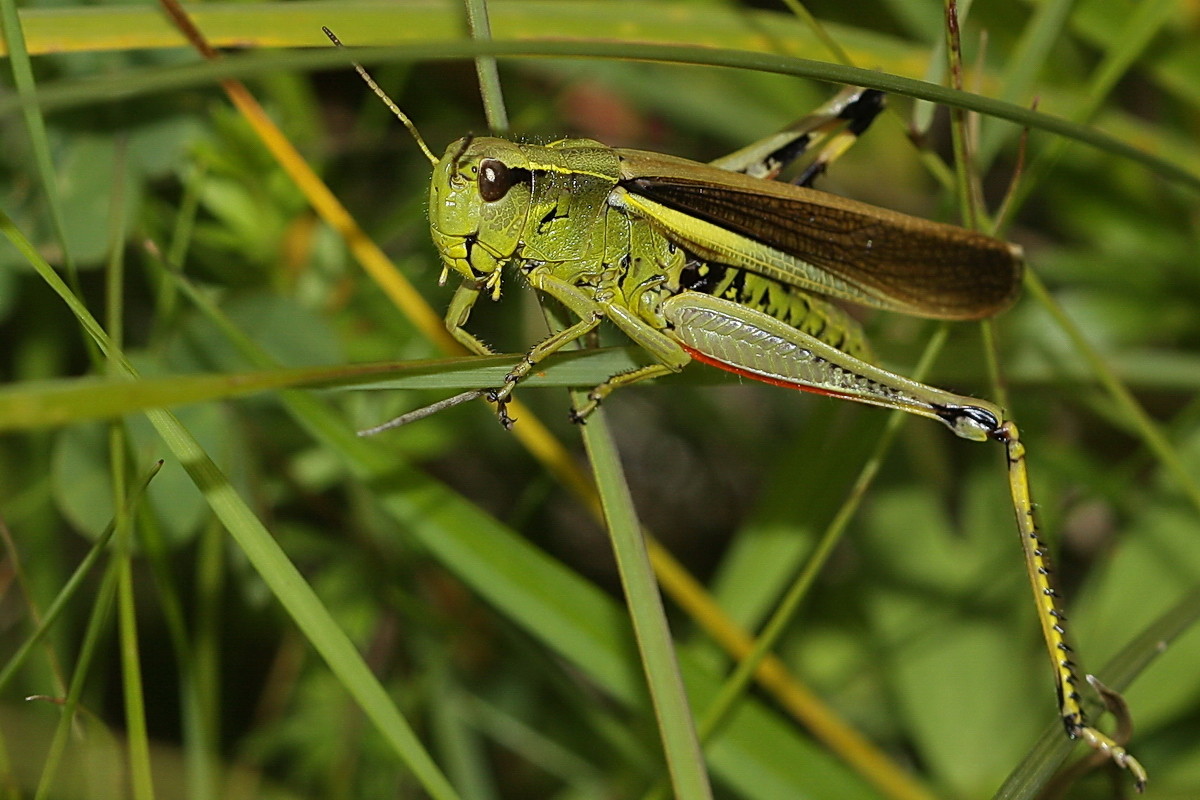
[1,1,1198,798]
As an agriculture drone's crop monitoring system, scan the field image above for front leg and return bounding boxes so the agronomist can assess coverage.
[445,281,526,425]
[444,282,495,356]
[455,270,609,428]
[487,310,603,428]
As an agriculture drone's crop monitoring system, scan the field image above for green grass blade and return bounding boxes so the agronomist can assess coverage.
[32,564,119,800]
[577,401,712,799]
[0,461,162,694]
[1023,272,1200,551]
[0,348,650,431]
[2,39,1197,194]
[977,0,1076,166]
[0,0,78,277]
[0,209,464,800]
[1000,0,1181,217]
[464,0,509,133]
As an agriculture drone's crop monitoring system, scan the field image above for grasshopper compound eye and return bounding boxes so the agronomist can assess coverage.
[478,158,520,202]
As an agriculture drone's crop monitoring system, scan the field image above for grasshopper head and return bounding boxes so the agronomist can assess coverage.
[429,137,532,299]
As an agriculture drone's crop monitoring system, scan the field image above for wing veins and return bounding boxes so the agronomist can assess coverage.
[621,170,1022,319]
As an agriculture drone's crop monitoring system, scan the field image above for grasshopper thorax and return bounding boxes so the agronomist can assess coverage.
[429,137,533,298]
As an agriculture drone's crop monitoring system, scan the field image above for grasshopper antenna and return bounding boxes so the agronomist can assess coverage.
[322,27,438,167]
[357,391,484,436]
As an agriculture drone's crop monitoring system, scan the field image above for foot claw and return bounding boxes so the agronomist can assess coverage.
[569,396,600,424]
[497,400,515,428]
[485,389,517,429]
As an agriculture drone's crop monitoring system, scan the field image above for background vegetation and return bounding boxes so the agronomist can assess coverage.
[1,0,1198,798]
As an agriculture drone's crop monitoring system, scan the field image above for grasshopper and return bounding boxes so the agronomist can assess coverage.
[329,30,1145,790]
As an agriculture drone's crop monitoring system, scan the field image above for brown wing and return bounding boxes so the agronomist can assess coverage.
[618,149,1023,320]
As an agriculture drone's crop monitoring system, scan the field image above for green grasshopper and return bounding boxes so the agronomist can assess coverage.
[330,31,1145,790]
